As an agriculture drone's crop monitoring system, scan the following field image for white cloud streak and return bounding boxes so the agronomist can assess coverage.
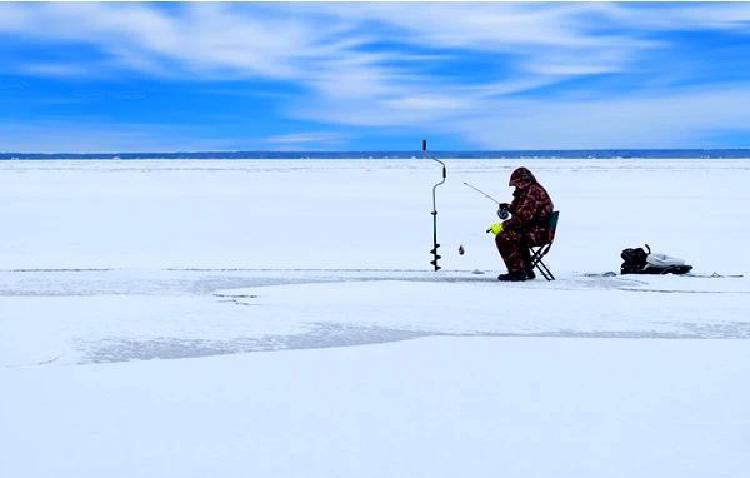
[0,120,237,153]
[1,2,749,148]
[264,132,346,150]
[459,86,750,149]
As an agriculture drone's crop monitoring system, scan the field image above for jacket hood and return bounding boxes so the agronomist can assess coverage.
[509,167,537,187]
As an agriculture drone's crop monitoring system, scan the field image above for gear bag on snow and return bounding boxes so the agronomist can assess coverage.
[620,244,692,275]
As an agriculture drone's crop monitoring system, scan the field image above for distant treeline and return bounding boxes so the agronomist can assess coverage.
[1,149,749,160]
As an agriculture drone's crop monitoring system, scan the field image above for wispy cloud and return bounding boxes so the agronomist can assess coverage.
[16,62,95,78]
[1,2,750,149]
[264,132,346,150]
[596,2,750,31]
[0,120,256,153]
[459,85,750,149]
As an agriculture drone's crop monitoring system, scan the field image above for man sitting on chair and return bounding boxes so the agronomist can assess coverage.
[494,167,554,282]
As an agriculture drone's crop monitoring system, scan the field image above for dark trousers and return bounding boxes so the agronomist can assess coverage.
[495,228,533,274]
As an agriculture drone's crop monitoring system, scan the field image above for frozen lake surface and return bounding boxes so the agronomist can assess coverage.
[1,267,749,367]
[1,159,749,477]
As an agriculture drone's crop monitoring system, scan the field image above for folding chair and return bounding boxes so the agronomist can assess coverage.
[529,211,560,281]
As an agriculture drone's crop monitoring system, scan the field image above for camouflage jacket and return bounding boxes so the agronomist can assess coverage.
[504,182,554,236]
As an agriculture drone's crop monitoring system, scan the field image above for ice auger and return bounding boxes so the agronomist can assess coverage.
[425,139,446,271]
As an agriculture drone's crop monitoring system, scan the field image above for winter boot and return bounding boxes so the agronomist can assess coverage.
[498,271,527,282]
[525,266,536,280]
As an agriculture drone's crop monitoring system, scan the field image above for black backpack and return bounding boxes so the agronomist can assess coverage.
[620,245,650,274]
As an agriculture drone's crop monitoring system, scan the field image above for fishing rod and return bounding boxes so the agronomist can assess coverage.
[463,181,501,205]
[463,182,510,220]
[426,139,446,271]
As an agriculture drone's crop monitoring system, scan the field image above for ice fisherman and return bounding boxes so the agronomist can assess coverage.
[489,167,554,282]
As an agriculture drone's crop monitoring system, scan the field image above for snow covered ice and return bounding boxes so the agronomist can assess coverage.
[1,158,749,477]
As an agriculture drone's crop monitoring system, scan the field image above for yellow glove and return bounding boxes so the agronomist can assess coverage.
[486,223,504,235]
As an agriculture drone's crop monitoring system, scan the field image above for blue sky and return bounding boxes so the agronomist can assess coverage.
[2,1,750,152]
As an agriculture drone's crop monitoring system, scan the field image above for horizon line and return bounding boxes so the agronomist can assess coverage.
[3,147,750,156]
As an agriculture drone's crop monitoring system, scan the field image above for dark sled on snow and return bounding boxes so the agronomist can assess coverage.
[621,244,693,275]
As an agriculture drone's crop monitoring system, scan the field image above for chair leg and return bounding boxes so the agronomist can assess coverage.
[535,260,555,281]
[529,247,544,266]
[529,246,555,281]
